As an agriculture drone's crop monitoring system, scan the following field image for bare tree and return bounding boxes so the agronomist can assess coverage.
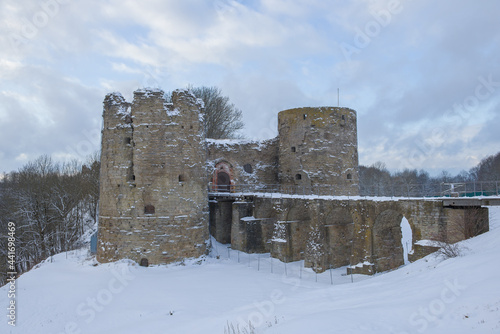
[165,86,244,139]
[359,162,392,196]
[434,239,465,259]
[472,152,500,181]
[82,152,100,227]
[0,154,101,285]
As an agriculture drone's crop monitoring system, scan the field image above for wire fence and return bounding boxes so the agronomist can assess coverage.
[209,181,500,198]
[209,238,368,286]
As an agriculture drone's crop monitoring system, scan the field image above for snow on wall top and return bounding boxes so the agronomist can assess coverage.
[172,88,203,105]
[206,137,277,150]
[107,91,125,100]
[105,92,127,106]
[135,87,165,96]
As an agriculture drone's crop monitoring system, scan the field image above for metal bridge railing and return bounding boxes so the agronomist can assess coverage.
[359,181,500,198]
[209,184,342,196]
[209,181,500,198]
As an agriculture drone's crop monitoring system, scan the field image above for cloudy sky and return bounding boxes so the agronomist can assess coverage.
[1,0,499,175]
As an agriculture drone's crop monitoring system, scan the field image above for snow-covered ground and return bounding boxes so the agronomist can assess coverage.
[2,207,500,334]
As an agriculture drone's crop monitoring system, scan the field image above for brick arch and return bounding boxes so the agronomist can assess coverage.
[372,209,405,272]
[212,161,234,192]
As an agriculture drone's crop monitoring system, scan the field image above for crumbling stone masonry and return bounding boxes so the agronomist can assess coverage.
[206,107,359,195]
[98,88,360,265]
[278,107,359,195]
[210,195,489,274]
[97,89,208,264]
[98,88,488,272]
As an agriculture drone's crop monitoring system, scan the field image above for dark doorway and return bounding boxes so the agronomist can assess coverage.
[217,171,231,192]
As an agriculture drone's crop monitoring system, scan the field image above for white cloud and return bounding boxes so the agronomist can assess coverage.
[110,63,143,75]
[93,0,329,70]
[15,153,28,162]
[0,0,499,175]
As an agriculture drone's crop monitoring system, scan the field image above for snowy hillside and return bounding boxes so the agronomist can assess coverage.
[1,207,500,334]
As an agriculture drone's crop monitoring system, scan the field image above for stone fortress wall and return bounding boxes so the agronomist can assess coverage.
[206,138,279,188]
[206,107,360,195]
[98,88,360,265]
[223,196,488,274]
[97,88,488,274]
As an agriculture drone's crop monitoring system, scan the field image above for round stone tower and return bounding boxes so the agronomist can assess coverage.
[97,88,208,265]
[277,107,359,196]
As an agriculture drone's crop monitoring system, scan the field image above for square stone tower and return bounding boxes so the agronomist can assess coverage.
[97,88,208,265]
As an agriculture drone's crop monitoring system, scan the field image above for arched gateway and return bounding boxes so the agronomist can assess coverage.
[213,161,233,192]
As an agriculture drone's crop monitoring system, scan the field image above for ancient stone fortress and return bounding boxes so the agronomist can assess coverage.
[97,88,489,274]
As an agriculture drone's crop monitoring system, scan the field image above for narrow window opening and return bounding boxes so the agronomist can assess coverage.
[347,173,352,180]
[291,146,296,152]
[124,137,131,145]
[178,174,186,182]
[144,205,155,215]
[303,114,307,120]
[181,125,184,129]
[342,115,345,120]
[295,173,302,180]
[190,125,193,129]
